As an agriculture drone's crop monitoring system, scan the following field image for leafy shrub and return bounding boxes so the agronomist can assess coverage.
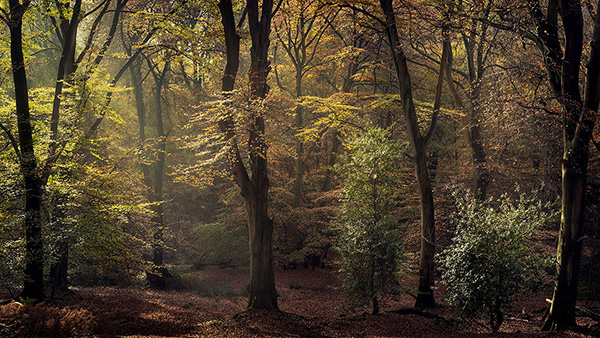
[437,189,553,332]
[0,240,24,297]
[335,126,404,314]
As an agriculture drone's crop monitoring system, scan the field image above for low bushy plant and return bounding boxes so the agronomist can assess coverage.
[437,188,553,332]
[0,302,94,337]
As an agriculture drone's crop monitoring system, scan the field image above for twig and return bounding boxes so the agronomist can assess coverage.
[576,305,600,323]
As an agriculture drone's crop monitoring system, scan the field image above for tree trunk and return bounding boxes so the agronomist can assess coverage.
[246,0,277,310]
[543,154,587,329]
[245,189,278,310]
[321,130,340,191]
[294,70,304,207]
[50,242,68,296]
[47,0,82,295]
[542,0,600,329]
[152,71,167,268]
[469,116,488,199]
[462,30,489,199]
[218,0,239,93]
[415,150,435,308]
[219,0,278,311]
[378,0,448,309]
[9,0,45,301]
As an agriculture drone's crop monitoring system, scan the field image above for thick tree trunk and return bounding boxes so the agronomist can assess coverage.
[245,189,278,310]
[9,0,45,301]
[246,0,277,310]
[218,0,278,310]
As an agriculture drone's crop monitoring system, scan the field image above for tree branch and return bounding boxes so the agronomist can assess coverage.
[0,121,21,161]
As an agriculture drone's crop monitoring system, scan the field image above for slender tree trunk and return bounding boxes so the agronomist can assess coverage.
[49,194,69,296]
[378,0,448,309]
[462,33,489,199]
[8,0,45,301]
[125,41,153,223]
[321,130,340,191]
[469,113,488,199]
[50,241,68,296]
[542,0,600,329]
[151,66,167,267]
[294,70,304,207]
[322,51,357,191]
[415,149,435,308]
[47,0,81,295]
[543,155,587,329]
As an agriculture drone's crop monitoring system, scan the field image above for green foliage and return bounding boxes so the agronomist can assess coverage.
[437,188,553,332]
[298,94,360,142]
[169,267,244,298]
[44,158,150,287]
[188,187,249,268]
[335,125,404,314]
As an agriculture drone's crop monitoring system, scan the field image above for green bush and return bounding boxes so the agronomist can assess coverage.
[168,267,244,298]
[437,189,553,332]
[335,126,403,314]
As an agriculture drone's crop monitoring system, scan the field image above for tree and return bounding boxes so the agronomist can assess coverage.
[218,0,278,310]
[524,0,600,330]
[440,1,495,199]
[146,56,170,271]
[274,0,334,206]
[2,0,44,301]
[336,125,403,315]
[376,0,450,308]
[44,0,130,294]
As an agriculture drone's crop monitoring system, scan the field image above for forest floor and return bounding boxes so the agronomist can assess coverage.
[2,266,599,337]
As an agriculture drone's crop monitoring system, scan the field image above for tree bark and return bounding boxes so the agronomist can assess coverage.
[219,0,278,311]
[8,0,45,301]
[133,55,170,290]
[150,61,168,268]
[47,0,82,295]
[415,149,435,308]
[294,69,303,207]
[462,23,490,199]
[246,0,277,310]
[542,0,600,330]
[218,0,239,92]
[378,0,448,309]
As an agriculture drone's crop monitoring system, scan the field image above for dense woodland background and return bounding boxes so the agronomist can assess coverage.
[1,0,600,336]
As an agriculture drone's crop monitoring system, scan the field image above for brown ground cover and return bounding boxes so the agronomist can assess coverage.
[1,266,598,337]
